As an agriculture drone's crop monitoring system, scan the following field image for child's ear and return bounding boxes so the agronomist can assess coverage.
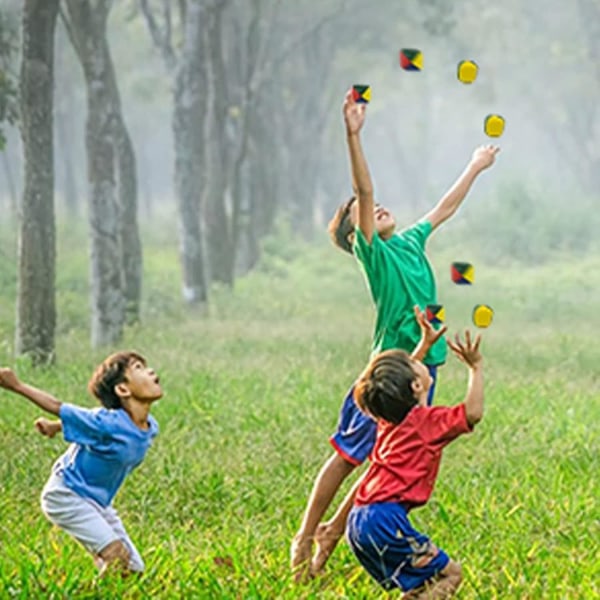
[347,231,356,246]
[410,379,423,395]
[115,382,131,399]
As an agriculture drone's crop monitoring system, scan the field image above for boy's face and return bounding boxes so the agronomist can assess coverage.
[121,359,163,403]
[347,201,396,245]
[410,359,433,406]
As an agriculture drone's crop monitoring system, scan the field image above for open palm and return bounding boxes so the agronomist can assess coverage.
[343,89,366,134]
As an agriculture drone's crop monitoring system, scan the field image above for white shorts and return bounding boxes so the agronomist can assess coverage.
[40,472,144,572]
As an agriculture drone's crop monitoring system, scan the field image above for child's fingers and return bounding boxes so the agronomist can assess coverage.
[446,339,463,355]
[465,330,472,348]
[434,324,448,340]
[473,333,482,352]
[414,305,425,323]
[454,333,465,350]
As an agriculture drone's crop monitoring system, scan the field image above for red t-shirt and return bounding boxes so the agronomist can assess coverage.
[355,404,472,509]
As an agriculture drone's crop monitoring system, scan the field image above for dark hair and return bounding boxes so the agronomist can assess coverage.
[328,196,357,254]
[353,349,418,424]
[88,351,146,409]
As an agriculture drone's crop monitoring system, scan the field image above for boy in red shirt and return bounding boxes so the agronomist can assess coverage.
[346,330,484,597]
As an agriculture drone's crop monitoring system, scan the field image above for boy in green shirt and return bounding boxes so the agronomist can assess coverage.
[291,88,499,580]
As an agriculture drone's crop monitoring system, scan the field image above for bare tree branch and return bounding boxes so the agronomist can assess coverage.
[177,0,186,28]
[251,0,348,93]
[139,0,177,70]
[58,4,82,62]
[162,0,172,60]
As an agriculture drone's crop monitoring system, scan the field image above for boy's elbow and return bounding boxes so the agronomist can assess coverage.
[467,408,484,427]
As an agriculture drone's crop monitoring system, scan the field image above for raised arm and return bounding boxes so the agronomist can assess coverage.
[0,368,62,415]
[447,331,484,426]
[411,305,447,362]
[424,145,500,231]
[343,89,375,243]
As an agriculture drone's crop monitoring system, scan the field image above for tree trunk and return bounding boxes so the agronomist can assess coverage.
[54,30,79,217]
[285,33,334,241]
[55,104,80,217]
[204,1,233,285]
[172,0,209,305]
[1,148,18,218]
[16,0,59,364]
[105,51,143,325]
[63,0,125,347]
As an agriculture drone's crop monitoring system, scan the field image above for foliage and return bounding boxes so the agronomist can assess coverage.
[448,178,600,266]
[0,223,599,597]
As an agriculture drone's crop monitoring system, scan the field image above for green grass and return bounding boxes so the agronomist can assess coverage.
[0,221,599,599]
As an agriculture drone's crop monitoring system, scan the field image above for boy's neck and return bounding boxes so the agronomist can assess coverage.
[123,399,152,430]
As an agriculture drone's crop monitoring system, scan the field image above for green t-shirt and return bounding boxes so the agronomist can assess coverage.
[353,220,447,365]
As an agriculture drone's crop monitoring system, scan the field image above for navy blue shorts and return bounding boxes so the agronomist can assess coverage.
[346,502,450,592]
[330,365,438,465]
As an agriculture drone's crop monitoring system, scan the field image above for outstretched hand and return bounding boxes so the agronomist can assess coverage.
[470,144,500,172]
[414,305,447,348]
[447,330,482,368]
[343,88,366,135]
[0,368,21,392]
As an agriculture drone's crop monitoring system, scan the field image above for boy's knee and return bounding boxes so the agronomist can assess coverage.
[443,560,463,586]
[99,539,130,565]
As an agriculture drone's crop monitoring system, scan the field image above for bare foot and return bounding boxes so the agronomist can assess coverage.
[290,534,314,583]
[310,522,343,576]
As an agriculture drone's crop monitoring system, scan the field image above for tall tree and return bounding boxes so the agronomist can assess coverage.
[54,23,81,218]
[16,0,59,364]
[203,0,231,285]
[62,0,141,345]
[0,7,19,216]
[140,0,209,306]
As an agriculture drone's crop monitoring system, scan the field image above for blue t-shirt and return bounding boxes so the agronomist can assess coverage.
[52,403,159,507]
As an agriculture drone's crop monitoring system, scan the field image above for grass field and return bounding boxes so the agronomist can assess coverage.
[0,220,598,599]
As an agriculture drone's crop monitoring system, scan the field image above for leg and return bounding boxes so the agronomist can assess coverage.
[292,386,376,581]
[403,560,462,599]
[347,502,457,596]
[426,365,439,407]
[291,452,356,581]
[96,540,131,578]
[101,504,145,572]
[311,470,367,576]
[41,473,131,575]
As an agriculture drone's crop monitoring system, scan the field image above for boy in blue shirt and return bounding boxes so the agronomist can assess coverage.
[291,88,499,580]
[0,351,161,576]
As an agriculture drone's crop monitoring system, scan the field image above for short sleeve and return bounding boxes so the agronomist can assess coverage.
[59,404,110,446]
[421,404,472,447]
[398,220,432,251]
[353,227,384,274]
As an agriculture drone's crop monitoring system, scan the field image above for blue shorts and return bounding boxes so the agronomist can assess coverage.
[330,365,438,465]
[346,502,450,592]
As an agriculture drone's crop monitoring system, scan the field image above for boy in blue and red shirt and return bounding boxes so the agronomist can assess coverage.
[346,329,484,597]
